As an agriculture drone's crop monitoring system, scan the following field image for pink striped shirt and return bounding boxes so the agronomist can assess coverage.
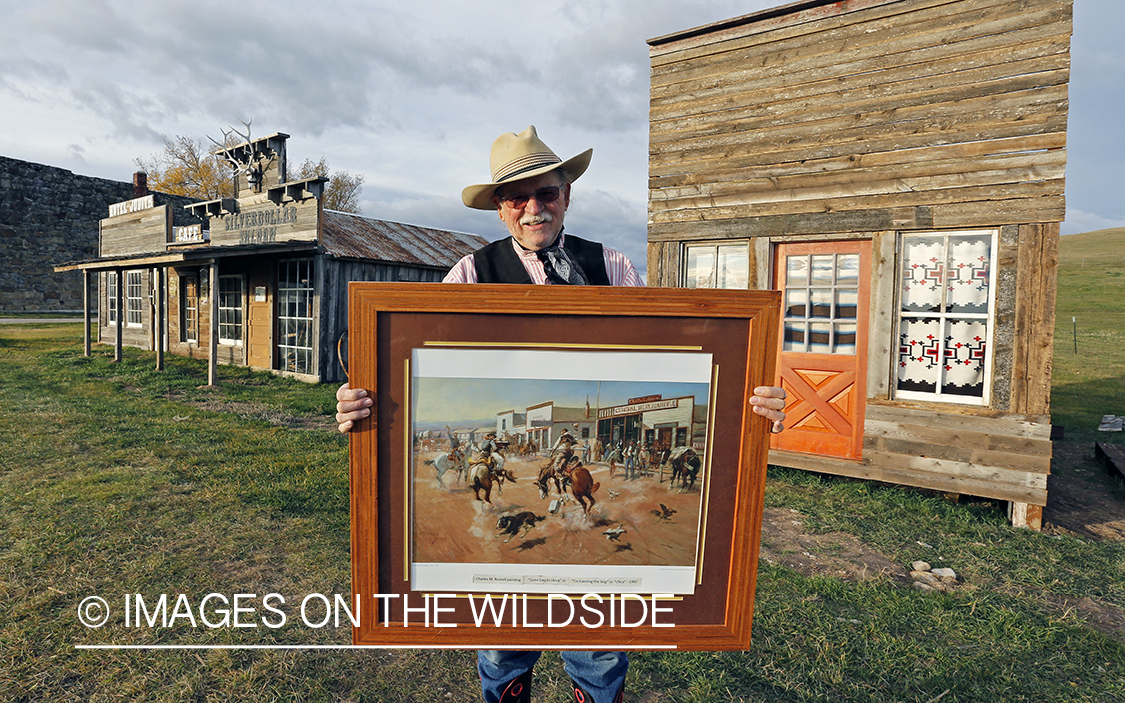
[442,233,644,287]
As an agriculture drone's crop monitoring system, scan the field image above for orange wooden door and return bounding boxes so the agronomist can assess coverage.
[771,241,871,460]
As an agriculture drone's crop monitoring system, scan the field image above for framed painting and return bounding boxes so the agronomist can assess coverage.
[348,282,779,650]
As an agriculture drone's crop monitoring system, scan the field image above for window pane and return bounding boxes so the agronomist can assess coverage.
[901,235,945,313]
[941,318,988,397]
[783,322,806,352]
[836,254,859,285]
[786,255,808,287]
[810,255,833,285]
[897,317,941,394]
[945,234,991,314]
[834,323,857,354]
[835,289,858,319]
[716,244,749,289]
[785,289,807,318]
[809,288,832,319]
[684,247,716,288]
[808,322,831,354]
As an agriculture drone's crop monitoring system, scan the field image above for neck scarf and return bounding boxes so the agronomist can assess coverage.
[534,231,589,285]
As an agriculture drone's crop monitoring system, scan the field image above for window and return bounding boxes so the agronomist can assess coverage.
[278,259,314,375]
[684,242,750,289]
[782,252,860,355]
[218,275,244,345]
[106,272,118,324]
[896,230,997,405]
[181,274,199,343]
[126,271,143,326]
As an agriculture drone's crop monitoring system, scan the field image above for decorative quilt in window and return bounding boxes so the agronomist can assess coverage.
[897,233,992,400]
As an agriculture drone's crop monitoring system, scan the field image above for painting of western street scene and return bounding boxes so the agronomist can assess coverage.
[409,347,714,594]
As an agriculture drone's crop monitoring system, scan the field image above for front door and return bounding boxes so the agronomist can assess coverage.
[771,241,871,460]
[247,269,272,369]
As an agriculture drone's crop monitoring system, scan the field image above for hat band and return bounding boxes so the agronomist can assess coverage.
[493,152,561,183]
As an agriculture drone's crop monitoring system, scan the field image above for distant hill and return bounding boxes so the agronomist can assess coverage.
[1058,227,1125,266]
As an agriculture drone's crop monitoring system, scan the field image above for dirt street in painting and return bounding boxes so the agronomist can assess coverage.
[412,452,705,568]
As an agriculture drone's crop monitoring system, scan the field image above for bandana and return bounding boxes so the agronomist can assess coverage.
[535,232,589,285]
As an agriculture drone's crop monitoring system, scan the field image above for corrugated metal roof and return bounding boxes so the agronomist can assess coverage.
[320,209,488,268]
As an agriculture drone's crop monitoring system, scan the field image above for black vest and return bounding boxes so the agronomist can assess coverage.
[471,233,611,285]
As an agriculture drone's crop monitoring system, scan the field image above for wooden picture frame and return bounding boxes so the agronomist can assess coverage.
[348,282,779,650]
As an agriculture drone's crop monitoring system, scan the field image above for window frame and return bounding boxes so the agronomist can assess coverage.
[106,272,118,325]
[217,274,245,346]
[682,241,751,290]
[277,258,315,375]
[126,271,143,328]
[893,229,999,407]
[181,273,199,344]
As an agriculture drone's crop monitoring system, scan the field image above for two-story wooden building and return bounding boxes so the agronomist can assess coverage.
[647,0,1071,528]
[56,132,486,383]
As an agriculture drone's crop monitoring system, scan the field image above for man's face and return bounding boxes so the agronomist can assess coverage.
[492,170,570,251]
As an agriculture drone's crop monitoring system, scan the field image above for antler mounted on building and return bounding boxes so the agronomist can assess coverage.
[208,118,267,194]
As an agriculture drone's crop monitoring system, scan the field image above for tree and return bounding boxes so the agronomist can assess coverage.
[135,138,366,214]
[135,135,234,200]
[290,157,365,214]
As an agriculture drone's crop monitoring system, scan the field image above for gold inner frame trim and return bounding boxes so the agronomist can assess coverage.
[696,363,721,585]
[404,357,412,583]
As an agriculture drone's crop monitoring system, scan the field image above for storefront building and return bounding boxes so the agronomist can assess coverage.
[56,132,486,383]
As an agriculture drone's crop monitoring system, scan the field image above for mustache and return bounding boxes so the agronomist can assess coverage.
[519,212,553,226]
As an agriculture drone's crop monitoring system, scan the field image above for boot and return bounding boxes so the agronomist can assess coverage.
[571,681,624,703]
[496,669,532,703]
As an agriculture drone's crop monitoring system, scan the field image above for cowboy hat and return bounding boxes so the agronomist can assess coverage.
[461,126,592,210]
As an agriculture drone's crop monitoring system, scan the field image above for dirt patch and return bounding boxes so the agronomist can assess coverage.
[165,388,337,432]
[1044,441,1125,541]
[758,507,910,583]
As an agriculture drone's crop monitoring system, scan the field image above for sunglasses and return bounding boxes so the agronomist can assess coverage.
[497,185,564,208]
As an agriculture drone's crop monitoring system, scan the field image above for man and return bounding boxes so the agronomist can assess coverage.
[335,126,787,703]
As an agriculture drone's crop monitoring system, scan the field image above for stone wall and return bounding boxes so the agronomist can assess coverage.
[0,155,198,312]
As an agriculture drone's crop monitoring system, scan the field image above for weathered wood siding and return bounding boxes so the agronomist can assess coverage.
[648,0,1072,284]
[772,403,1052,505]
[649,0,1070,516]
[318,258,448,383]
[99,206,170,257]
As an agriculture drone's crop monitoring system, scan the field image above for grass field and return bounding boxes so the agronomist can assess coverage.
[1050,227,1125,443]
[1,229,1123,702]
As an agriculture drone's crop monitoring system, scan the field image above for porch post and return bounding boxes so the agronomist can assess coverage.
[208,263,219,386]
[114,268,123,363]
[155,267,165,371]
[83,269,91,357]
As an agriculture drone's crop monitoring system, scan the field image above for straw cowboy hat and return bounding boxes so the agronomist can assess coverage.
[461,126,592,210]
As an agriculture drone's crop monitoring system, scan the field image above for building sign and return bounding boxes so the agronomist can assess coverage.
[208,200,318,247]
[628,394,662,405]
[108,194,154,217]
[598,398,679,418]
[173,224,207,243]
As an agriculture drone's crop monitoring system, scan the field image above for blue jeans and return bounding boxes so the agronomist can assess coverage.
[478,650,627,703]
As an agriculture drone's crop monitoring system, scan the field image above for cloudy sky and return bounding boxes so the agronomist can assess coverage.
[1,0,1119,273]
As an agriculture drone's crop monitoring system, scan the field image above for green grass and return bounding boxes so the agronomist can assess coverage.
[2,292,1125,701]
[1051,227,1125,443]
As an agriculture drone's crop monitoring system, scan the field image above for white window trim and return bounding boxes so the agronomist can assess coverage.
[893,229,999,407]
[125,271,143,328]
[106,272,118,325]
[217,274,245,347]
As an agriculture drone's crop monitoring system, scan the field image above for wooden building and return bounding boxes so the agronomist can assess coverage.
[56,132,486,383]
[646,0,1071,528]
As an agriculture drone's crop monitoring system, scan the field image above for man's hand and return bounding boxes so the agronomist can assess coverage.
[335,383,373,433]
[750,386,787,434]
